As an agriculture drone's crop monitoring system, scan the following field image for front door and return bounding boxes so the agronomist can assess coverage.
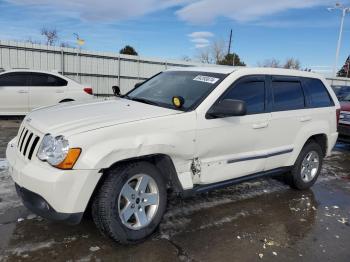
[195,75,271,184]
[0,72,30,115]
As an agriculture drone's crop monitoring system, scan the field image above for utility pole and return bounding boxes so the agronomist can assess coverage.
[227,29,235,66]
[227,29,232,55]
[73,33,85,81]
[328,3,350,77]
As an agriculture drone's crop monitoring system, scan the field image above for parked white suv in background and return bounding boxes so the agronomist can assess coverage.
[0,69,94,115]
[6,67,340,244]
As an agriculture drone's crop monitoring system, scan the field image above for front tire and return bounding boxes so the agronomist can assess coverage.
[92,161,167,244]
[287,141,323,190]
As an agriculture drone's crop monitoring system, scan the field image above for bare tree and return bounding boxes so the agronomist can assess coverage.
[25,37,41,45]
[60,42,74,48]
[211,40,225,64]
[196,39,244,65]
[284,58,301,69]
[181,55,192,62]
[258,57,301,69]
[258,58,281,68]
[196,48,212,64]
[41,27,59,46]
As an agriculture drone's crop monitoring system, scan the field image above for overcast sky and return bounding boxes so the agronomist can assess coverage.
[1,0,350,75]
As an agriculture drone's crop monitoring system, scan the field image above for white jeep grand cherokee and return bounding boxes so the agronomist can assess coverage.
[7,67,340,244]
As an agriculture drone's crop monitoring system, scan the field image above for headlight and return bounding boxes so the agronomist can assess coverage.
[37,134,69,166]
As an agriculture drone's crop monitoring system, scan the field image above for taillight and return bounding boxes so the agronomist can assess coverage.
[336,109,341,125]
[83,87,93,95]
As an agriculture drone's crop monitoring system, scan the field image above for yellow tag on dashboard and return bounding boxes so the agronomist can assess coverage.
[172,96,184,108]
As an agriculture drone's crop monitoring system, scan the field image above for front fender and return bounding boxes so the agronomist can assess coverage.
[70,112,196,175]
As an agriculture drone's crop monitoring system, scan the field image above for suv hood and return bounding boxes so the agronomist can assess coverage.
[341,101,350,112]
[26,98,180,135]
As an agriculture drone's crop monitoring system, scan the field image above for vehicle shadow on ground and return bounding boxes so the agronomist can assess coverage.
[335,142,350,152]
[0,179,325,262]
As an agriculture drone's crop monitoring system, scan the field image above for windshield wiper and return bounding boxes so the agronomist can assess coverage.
[129,97,161,106]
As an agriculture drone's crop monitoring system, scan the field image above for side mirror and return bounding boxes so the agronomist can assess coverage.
[112,86,121,96]
[207,99,247,119]
[134,81,144,89]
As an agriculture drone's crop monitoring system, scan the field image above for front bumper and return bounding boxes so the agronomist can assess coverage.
[6,138,101,222]
[338,124,350,143]
[15,184,83,224]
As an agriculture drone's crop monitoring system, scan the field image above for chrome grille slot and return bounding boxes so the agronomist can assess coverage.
[17,126,25,148]
[19,130,28,152]
[16,125,41,160]
[28,136,40,160]
[23,133,33,157]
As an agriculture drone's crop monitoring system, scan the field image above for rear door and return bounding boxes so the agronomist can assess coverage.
[264,76,307,171]
[29,73,68,111]
[0,72,30,115]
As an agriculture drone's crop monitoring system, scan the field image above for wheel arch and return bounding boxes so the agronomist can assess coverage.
[305,133,328,157]
[86,154,184,215]
[287,132,329,167]
[107,154,183,193]
[59,98,75,103]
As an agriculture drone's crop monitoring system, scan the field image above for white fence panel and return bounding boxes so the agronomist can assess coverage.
[0,40,219,95]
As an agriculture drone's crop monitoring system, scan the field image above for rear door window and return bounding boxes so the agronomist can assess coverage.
[31,73,67,86]
[303,78,334,107]
[0,72,30,86]
[272,80,305,111]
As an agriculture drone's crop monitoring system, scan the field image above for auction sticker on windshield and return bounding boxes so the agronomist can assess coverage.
[193,75,220,84]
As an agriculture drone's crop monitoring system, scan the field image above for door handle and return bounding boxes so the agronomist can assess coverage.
[252,122,269,129]
[300,116,312,122]
[55,90,64,93]
[18,90,28,94]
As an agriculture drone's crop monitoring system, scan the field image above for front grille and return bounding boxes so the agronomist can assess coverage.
[17,126,41,160]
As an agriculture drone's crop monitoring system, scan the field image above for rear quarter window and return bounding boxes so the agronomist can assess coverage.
[31,73,68,87]
[303,78,334,107]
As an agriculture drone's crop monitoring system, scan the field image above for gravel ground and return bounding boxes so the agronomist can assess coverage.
[0,119,349,262]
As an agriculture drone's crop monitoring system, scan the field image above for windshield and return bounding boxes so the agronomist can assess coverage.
[344,94,350,102]
[333,86,350,101]
[125,71,227,111]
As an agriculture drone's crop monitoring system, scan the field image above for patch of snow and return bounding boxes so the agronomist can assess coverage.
[0,159,8,170]
[76,254,93,262]
[337,218,348,224]
[0,165,22,215]
[63,236,77,243]
[5,240,56,256]
[89,246,100,252]
[198,211,250,230]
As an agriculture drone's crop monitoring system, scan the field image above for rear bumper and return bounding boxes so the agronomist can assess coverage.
[15,184,83,225]
[338,124,350,143]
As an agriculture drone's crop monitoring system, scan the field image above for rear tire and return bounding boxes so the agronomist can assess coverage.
[92,161,167,244]
[287,141,323,190]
